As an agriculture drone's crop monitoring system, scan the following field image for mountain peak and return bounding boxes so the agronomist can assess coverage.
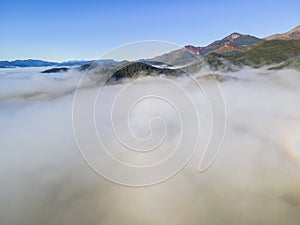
[184,32,262,56]
[226,33,242,41]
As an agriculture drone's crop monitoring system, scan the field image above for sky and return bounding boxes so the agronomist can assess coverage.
[1,0,300,62]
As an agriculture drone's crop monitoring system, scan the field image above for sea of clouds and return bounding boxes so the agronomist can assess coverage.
[0,66,300,225]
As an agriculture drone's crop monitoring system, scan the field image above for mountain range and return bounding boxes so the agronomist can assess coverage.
[150,25,300,71]
[2,25,300,74]
[187,25,300,56]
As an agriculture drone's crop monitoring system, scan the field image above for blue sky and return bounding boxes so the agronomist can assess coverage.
[1,0,300,61]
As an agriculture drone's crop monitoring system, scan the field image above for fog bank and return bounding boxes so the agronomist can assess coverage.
[0,67,300,225]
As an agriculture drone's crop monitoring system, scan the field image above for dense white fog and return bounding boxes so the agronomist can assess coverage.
[0,66,300,225]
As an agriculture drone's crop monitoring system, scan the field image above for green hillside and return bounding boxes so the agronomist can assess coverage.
[226,40,300,67]
[268,55,300,70]
[110,62,185,81]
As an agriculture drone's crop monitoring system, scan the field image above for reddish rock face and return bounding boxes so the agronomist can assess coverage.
[290,30,300,40]
[185,33,263,56]
[184,45,203,55]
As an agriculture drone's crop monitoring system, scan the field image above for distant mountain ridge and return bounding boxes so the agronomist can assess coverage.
[0,59,94,68]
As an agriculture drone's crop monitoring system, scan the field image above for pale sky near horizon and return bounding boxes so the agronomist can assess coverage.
[1,0,300,61]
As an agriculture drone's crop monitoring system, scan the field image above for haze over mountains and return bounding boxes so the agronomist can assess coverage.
[0,59,93,68]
